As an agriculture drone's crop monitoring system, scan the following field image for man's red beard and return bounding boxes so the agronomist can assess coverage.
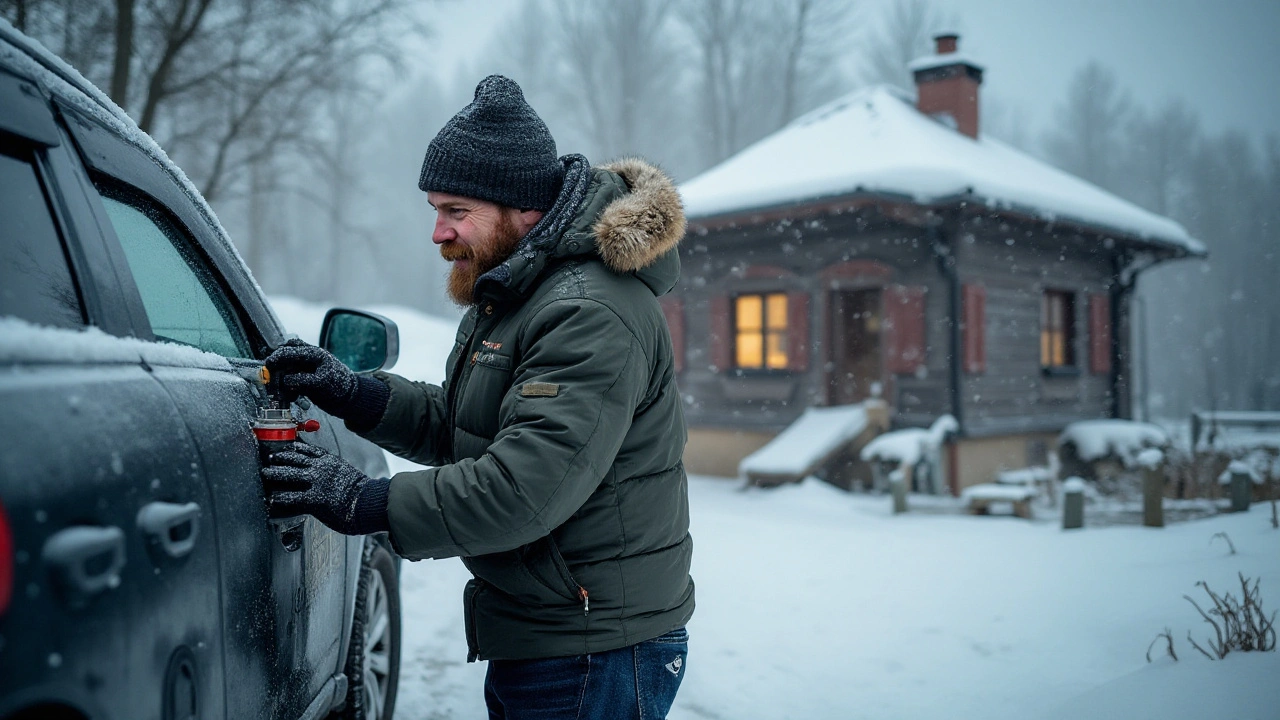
[441,211,524,306]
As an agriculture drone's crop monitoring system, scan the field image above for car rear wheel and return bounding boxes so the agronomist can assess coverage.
[339,540,400,720]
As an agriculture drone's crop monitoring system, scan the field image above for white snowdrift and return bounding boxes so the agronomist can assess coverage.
[680,85,1202,255]
[1043,652,1280,720]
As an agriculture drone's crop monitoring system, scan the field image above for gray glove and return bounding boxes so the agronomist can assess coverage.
[264,339,390,430]
[261,442,390,536]
[264,338,359,413]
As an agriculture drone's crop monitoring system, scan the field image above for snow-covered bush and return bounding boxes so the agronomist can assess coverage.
[1058,420,1170,496]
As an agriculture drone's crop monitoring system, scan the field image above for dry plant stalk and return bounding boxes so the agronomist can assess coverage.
[1210,532,1237,555]
[1184,573,1277,660]
[1146,627,1178,663]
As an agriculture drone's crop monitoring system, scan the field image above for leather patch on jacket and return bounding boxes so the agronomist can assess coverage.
[520,382,560,397]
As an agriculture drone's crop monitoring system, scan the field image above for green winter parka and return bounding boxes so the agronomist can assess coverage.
[359,158,694,661]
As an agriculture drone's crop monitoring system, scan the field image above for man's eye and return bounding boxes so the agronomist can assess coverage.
[450,208,466,218]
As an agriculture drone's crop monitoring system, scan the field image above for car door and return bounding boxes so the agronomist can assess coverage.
[56,99,353,719]
[0,69,224,720]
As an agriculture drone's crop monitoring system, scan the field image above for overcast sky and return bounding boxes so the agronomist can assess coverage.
[416,0,1279,147]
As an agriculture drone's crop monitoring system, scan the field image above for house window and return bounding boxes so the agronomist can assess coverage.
[735,292,788,369]
[1041,290,1075,369]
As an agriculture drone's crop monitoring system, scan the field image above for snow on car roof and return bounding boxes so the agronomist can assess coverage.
[0,18,278,330]
[679,85,1204,256]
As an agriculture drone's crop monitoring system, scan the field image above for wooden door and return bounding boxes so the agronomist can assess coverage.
[827,289,883,405]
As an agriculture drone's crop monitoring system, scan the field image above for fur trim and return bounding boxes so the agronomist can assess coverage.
[593,158,686,273]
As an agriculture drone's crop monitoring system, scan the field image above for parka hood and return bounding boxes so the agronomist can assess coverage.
[593,158,686,275]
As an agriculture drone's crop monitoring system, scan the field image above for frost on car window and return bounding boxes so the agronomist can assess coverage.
[99,194,249,358]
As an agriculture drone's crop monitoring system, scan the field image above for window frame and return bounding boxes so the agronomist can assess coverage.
[0,139,88,329]
[1040,289,1078,376]
[732,291,791,372]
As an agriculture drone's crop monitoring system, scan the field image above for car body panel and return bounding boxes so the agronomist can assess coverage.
[0,363,225,720]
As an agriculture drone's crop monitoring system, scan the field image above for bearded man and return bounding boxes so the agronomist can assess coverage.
[260,75,694,719]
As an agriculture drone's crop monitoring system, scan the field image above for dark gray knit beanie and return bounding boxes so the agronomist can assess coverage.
[418,75,564,211]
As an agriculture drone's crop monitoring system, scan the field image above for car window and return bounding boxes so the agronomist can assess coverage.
[95,185,250,358]
[0,147,85,329]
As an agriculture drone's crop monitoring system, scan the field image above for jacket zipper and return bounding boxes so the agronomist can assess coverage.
[547,538,589,616]
[464,580,482,663]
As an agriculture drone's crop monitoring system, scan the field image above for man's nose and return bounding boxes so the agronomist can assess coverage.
[432,218,454,245]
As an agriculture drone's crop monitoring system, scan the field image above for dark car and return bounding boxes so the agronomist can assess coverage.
[0,21,402,720]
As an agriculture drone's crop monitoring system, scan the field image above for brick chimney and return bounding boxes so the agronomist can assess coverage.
[911,33,984,139]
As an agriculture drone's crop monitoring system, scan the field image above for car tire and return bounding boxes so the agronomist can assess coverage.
[338,539,401,720]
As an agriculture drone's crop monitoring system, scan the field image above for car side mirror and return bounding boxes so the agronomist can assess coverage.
[319,308,399,374]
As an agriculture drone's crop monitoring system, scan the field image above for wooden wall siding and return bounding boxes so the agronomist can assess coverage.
[1088,293,1112,374]
[955,219,1118,437]
[962,284,986,374]
[676,214,951,432]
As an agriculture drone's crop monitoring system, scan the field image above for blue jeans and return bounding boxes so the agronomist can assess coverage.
[484,627,688,720]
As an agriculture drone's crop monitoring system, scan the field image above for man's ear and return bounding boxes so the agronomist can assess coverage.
[514,208,545,236]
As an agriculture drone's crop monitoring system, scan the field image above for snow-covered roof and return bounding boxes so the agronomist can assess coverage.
[680,86,1204,256]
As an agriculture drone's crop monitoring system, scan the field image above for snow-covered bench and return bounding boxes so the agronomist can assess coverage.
[961,483,1037,519]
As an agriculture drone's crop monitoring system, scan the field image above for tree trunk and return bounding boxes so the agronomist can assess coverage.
[110,0,134,108]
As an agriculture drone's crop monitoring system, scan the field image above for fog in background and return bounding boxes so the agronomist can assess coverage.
[5,0,1277,418]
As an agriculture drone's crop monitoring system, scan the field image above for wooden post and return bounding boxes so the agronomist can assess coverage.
[1142,466,1164,528]
[1138,448,1164,528]
[1062,477,1085,530]
[891,465,909,515]
[1230,469,1253,513]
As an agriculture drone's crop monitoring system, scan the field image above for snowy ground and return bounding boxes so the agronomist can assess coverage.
[391,480,1279,720]
[269,298,1280,720]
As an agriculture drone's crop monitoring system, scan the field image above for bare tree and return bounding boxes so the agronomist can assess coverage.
[677,0,855,168]
[858,0,953,92]
[1042,61,1132,193]
[1124,98,1199,216]
[3,0,425,201]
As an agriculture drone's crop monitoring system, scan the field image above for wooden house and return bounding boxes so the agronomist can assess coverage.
[666,34,1205,492]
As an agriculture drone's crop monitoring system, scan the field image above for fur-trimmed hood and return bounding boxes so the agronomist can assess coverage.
[592,158,686,274]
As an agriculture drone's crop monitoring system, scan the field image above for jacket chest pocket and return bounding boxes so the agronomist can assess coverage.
[455,350,513,440]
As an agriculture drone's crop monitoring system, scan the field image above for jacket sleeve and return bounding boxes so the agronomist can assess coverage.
[356,371,453,468]
[385,298,647,560]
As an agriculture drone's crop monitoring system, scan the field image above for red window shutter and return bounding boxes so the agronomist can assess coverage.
[962,284,986,374]
[1090,293,1112,374]
[659,296,685,373]
[787,291,810,372]
[885,285,926,374]
[709,295,732,371]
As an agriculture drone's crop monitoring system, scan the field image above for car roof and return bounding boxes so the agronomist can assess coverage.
[0,18,282,335]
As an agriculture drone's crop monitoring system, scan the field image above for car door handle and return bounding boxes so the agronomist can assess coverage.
[137,501,201,559]
[42,525,126,603]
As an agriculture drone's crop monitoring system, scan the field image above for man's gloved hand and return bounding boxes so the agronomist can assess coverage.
[264,339,390,430]
[264,338,359,413]
[261,442,390,536]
